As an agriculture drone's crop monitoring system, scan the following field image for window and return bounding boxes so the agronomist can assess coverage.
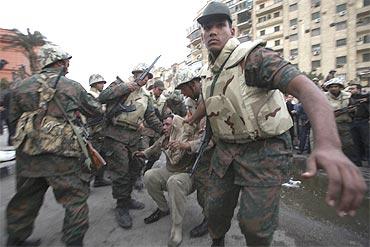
[312,60,321,70]
[311,0,320,7]
[336,21,347,31]
[312,12,320,20]
[290,34,298,41]
[336,38,347,47]
[259,3,265,9]
[336,4,346,13]
[290,48,298,56]
[258,16,267,23]
[274,12,280,18]
[336,56,347,67]
[289,3,298,11]
[290,18,298,26]
[275,40,280,46]
[364,34,370,43]
[311,28,320,36]
[260,30,265,36]
[363,53,370,62]
[365,0,370,6]
[274,26,280,32]
[312,44,320,52]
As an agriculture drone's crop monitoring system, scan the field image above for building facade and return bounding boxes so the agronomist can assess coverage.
[186,0,370,86]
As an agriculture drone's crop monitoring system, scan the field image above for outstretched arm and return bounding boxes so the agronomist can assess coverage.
[286,75,367,216]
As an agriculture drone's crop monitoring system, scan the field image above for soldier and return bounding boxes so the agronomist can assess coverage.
[324,69,337,82]
[6,44,103,247]
[87,74,111,187]
[188,2,367,246]
[138,114,197,246]
[173,68,211,239]
[325,78,361,166]
[98,63,163,229]
[151,80,167,118]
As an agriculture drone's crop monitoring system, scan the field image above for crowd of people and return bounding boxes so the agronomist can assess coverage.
[0,1,368,247]
[285,75,369,167]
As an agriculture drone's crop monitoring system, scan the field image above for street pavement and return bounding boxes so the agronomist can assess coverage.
[0,130,369,247]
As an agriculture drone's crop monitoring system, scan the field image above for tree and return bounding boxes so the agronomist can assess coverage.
[1,28,49,74]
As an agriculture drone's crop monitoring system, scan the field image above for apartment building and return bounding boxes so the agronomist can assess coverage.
[186,0,370,86]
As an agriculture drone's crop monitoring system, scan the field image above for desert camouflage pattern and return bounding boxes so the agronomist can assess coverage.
[89,74,106,86]
[98,76,162,201]
[9,67,102,176]
[203,33,302,246]
[174,67,200,89]
[38,44,71,69]
[131,63,153,78]
[324,77,345,89]
[202,38,293,142]
[6,66,102,246]
[164,90,187,117]
[325,90,352,123]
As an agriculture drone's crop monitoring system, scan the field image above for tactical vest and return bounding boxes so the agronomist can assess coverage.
[202,39,293,143]
[112,88,148,129]
[325,91,352,123]
[12,73,81,157]
[153,94,166,114]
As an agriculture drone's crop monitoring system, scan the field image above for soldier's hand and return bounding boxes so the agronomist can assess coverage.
[127,82,140,92]
[168,141,190,151]
[301,147,367,217]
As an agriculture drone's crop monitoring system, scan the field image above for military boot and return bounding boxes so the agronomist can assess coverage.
[189,217,208,238]
[66,237,83,247]
[115,199,133,229]
[128,198,145,210]
[211,237,225,247]
[6,238,41,247]
[168,223,182,247]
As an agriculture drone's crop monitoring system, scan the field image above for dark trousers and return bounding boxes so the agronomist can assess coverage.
[350,119,369,163]
[298,123,311,153]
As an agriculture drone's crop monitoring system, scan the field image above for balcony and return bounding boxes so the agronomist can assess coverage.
[356,61,370,70]
[229,0,253,15]
[357,41,370,51]
[187,29,201,43]
[256,1,283,16]
[257,16,283,29]
[357,4,370,16]
[264,30,283,40]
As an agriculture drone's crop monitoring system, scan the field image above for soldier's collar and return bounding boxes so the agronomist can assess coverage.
[209,37,240,74]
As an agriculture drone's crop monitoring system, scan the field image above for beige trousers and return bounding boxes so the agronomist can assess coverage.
[144,167,194,225]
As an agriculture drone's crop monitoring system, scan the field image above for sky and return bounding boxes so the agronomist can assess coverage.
[1,0,208,88]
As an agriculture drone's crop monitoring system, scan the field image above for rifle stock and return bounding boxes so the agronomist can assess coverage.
[189,118,212,176]
[86,141,106,170]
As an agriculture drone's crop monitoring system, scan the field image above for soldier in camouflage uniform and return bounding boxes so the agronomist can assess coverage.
[173,68,212,239]
[187,2,367,246]
[6,44,103,247]
[324,78,361,166]
[87,74,112,187]
[98,63,163,229]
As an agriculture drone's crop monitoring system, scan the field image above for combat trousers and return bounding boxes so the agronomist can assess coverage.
[104,137,143,201]
[6,173,89,244]
[143,167,193,225]
[337,122,361,166]
[208,167,281,246]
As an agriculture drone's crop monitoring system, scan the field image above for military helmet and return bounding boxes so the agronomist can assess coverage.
[131,63,153,79]
[89,74,106,86]
[39,44,72,69]
[174,68,200,90]
[197,1,232,25]
[153,80,165,90]
[325,77,345,89]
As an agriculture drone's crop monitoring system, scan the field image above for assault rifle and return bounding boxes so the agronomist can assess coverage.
[106,55,161,120]
[52,68,106,171]
[189,118,212,176]
[334,98,368,117]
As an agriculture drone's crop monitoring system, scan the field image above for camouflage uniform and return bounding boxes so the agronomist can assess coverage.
[6,45,103,246]
[325,84,359,165]
[98,77,162,209]
[201,38,300,245]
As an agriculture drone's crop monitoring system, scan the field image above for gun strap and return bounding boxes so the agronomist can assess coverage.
[53,95,92,170]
